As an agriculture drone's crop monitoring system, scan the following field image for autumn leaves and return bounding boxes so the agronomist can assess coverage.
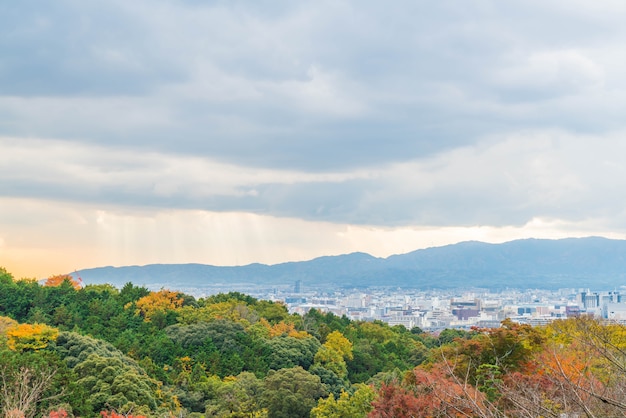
[2,265,626,417]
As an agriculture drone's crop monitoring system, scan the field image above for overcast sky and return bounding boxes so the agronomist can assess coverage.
[2,1,626,278]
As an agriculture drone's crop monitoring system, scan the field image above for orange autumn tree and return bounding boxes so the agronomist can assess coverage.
[466,317,626,417]
[512,318,626,416]
[370,367,492,418]
[260,318,311,339]
[133,289,184,322]
[44,274,82,290]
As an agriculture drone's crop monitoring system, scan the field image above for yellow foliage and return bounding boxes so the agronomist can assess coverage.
[314,331,353,379]
[311,384,376,418]
[324,330,353,360]
[260,318,311,339]
[134,289,184,322]
[178,356,193,373]
[167,394,182,412]
[6,323,59,351]
[314,346,348,378]
[177,300,260,326]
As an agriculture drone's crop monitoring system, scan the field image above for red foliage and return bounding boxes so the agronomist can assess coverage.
[100,412,147,418]
[369,368,489,418]
[369,383,423,418]
[47,409,69,418]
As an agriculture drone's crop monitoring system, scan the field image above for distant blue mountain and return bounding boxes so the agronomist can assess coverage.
[75,237,626,290]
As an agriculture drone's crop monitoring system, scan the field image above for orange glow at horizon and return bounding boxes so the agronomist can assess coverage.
[2,198,624,282]
[2,248,94,280]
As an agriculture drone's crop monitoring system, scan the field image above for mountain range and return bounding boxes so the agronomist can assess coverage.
[75,237,626,290]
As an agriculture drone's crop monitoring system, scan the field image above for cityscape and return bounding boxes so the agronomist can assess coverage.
[170,280,626,331]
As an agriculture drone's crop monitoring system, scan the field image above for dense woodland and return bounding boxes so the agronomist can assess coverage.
[1,267,626,418]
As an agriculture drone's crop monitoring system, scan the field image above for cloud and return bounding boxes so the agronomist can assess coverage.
[491,49,605,103]
[0,2,182,96]
[1,1,624,172]
[2,1,626,277]
[3,129,626,231]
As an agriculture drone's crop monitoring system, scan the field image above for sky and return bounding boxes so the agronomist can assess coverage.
[2,1,626,279]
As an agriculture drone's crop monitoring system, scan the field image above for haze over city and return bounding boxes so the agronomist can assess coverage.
[2,1,626,279]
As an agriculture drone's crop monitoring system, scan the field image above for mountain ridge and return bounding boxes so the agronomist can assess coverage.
[75,236,626,289]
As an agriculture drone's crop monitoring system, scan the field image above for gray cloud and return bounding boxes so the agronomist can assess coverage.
[3,130,626,231]
[0,2,183,96]
[2,1,626,230]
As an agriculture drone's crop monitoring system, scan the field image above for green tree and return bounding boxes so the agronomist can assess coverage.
[165,319,259,377]
[0,278,41,321]
[0,267,13,284]
[309,364,350,398]
[266,336,320,370]
[314,331,353,379]
[53,332,170,415]
[262,367,327,418]
[206,372,267,417]
[202,292,258,306]
[0,348,88,418]
[253,301,290,325]
[310,384,375,418]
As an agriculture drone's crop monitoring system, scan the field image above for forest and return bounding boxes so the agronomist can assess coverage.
[1,266,626,418]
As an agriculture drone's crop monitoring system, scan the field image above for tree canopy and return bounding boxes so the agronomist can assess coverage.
[2,265,626,417]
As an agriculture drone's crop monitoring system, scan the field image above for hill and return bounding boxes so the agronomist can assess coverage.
[75,237,626,289]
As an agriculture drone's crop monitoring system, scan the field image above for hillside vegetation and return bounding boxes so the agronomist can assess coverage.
[2,266,626,417]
